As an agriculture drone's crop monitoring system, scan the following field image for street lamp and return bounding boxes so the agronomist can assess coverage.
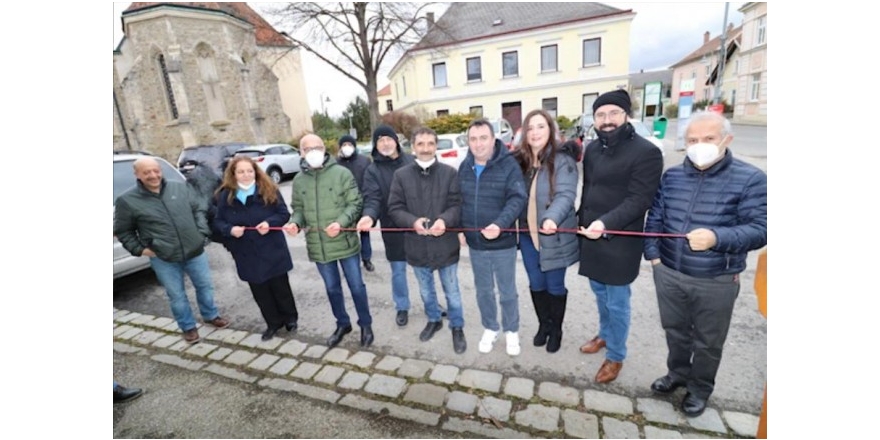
[320,93,331,116]
[713,3,730,105]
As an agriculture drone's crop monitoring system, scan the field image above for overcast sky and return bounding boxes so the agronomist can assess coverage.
[113,2,742,117]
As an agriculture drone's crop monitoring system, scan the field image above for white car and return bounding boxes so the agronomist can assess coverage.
[234,143,301,183]
[113,153,186,279]
[583,120,665,156]
[435,133,469,170]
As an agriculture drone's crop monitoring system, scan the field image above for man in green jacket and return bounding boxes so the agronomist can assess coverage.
[114,157,230,345]
[284,134,374,348]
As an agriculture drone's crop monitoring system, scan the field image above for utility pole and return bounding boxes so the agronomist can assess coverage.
[714,3,730,105]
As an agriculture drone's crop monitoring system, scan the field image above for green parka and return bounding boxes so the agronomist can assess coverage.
[114,179,210,263]
[289,154,363,263]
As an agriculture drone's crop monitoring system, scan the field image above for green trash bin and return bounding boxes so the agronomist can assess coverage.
[653,116,668,139]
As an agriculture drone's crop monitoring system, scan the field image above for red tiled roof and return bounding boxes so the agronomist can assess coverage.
[377,85,391,97]
[123,2,292,47]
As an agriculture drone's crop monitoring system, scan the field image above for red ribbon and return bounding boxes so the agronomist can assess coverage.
[243,226,686,238]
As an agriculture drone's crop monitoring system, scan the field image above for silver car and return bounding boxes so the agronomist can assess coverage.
[235,143,301,184]
[113,154,186,278]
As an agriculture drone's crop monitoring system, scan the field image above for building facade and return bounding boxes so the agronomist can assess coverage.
[113,3,313,161]
[384,2,634,132]
[669,24,742,108]
[733,2,767,124]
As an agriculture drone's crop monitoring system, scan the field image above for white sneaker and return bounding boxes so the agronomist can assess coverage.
[478,329,498,353]
[506,331,521,356]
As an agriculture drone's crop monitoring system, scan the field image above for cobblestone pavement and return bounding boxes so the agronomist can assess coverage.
[114,309,760,438]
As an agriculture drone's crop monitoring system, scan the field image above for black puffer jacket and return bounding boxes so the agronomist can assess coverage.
[388,161,462,269]
[644,150,767,277]
[362,141,414,261]
[114,179,209,262]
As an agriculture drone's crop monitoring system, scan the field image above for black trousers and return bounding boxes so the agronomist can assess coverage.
[653,263,740,399]
[249,273,299,329]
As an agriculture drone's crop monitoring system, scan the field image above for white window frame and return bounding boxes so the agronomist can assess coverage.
[582,38,601,67]
[502,51,518,77]
[541,45,558,73]
[466,56,482,82]
[756,16,766,45]
[432,62,447,88]
[750,73,761,101]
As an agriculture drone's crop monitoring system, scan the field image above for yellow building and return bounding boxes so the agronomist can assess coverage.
[385,3,634,132]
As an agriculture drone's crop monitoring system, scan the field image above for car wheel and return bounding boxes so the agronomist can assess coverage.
[268,168,283,184]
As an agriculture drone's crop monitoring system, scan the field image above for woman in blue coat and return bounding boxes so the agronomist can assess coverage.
[213,156,298,340]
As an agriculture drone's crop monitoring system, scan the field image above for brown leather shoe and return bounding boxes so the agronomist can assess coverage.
[595,359,623,383]
[579,336,606,354]
[208,316,230,329]
[183,328,201,344]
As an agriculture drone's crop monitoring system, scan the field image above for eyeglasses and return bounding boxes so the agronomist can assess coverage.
[594,109,625,120]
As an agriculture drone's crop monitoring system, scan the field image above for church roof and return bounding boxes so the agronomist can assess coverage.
[122,2,292,47]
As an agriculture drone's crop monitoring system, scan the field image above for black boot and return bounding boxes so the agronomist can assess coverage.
[530,289,552,347]
[546,292,568,353]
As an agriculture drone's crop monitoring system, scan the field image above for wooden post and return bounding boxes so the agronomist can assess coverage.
[755,249,767,438]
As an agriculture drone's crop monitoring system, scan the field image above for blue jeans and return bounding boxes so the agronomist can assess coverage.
[360,231,372,261]
[588,279,632,362]
[390,260,411,312]
[315,254,372,327]
[412,264,464,328]
[470,247,519,332]
[150,252,220,331]
[519,232,568,295]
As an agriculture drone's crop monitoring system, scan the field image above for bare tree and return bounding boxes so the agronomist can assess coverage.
[267,2,442,132]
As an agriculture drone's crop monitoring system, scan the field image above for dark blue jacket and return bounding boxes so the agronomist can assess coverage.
[458,140,527,251]
[644,150,767,278]
[212,187,293,284]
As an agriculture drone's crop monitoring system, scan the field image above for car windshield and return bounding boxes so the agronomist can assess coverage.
[437,139,454,150]
[235,150,263,158]
[113,158,184,203]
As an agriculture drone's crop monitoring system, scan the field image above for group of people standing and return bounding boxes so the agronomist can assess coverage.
[113,88,766,417]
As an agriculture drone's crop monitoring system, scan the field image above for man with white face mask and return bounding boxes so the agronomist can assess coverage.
[644,111,767,417]
[337,134,374,272]
[284,134,374,349]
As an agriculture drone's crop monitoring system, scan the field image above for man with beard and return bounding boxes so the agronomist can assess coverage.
[576,89,663,383]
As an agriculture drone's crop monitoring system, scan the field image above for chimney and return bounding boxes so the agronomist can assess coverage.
[704,31,710,44]
[427,12,434,27]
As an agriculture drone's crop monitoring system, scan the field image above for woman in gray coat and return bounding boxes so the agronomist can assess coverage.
[513,109,580,353]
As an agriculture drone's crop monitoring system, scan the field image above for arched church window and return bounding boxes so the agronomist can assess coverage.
[157,54,179,119]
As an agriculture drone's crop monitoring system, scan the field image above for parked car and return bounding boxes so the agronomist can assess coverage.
[579,120,665,156]
[564,113,595,145]
[435,133,469,170]
[489,118,514,147]
[177,142,249,179]
[356,142,373,156]
[234,143,301,183]
[113,153,186,279]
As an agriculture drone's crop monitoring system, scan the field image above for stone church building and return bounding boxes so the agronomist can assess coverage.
[113,2,312,162]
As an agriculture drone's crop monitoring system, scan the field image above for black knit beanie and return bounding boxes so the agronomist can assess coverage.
[338,134,357,147]
[371,124,399,148]
[593,89,632,115]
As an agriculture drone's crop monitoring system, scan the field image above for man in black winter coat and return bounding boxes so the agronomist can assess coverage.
[337,134,374,272]
[387,127,467,354]
[576,89,664,384]
[356,125,416,327]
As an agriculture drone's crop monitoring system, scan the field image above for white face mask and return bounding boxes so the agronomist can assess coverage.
[237,181,255,191]
[686,142,722,168]
[340,145,355,158]
[305,150,325,168]
[415,157,436,170]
